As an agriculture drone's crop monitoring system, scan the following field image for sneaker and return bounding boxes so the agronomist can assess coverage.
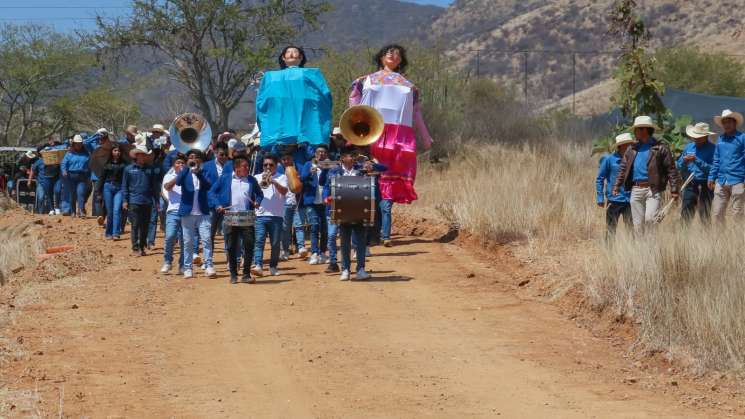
[139,249,147,257]
[242,274,255,284]
[250,265,263,277]
[97,216,105,226]
[147,243,155,250]
[205,267,216,278]
[54,209,62,215]
[325,263,340,273]
[308,253,320,265]
[183,269,193,279]
[200,263,206,271]
[193,254,202,266]
[320,254,328,264]
[269,267,280,276]
[131,250,141,257]
[383,240,392,247]
[280,250,289,261]
[48,210,55,216]
[113,235,121,240]
[298,247,309,259]
[160,263,172,273]
[230,275,238,284]
[356,269,371,280]
[105,236,113,240]
[339,270,350,281]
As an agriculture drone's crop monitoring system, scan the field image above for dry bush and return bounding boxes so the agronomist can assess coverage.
[585,224,745,370]
[414,142,601,243]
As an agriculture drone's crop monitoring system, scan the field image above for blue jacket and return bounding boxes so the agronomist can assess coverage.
[676,141,715,182]
[208,172,263,210]
[299,160,328,207]
[709,131,745,184]
[176,168,211,216]
[596,153,630,204]
[122,163,158,205]
[61,150,90,174]
[202,159,234,185]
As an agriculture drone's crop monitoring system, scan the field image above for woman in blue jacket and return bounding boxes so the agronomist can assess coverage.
[60,135,91,217]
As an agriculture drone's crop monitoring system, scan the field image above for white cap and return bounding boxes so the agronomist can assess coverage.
[72,134,84,143]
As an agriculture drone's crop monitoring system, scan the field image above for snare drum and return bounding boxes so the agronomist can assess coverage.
[330,176,376,226]
[224,210,256,227]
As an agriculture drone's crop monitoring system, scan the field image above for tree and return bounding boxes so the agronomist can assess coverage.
[94,0,329,131]
[607,0,666,127]
[656,46,745,97]
[0,24,94,145]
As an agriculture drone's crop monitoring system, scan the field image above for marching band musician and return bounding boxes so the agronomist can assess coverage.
[203,141,233,251]
[324,147,387,281]
[176,149,215,279]
[300,145,330,265]
[209,156,263,284]
[160,154,187,275]
[279,151,308,261]
[251,155,288,278]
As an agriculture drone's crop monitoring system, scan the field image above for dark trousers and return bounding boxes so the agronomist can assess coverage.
[340,223,366,272]
[128,203,152,251]
[606,201,632,236]
[92,179,105,217]
[681,180,713,224]
[225,225,255,277]
[210,210,225,252]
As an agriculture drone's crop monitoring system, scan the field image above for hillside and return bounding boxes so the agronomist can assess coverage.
[430,0,745,112]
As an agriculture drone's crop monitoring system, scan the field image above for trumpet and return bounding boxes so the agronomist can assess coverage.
[188,160,201,172]
[260,169,271,188]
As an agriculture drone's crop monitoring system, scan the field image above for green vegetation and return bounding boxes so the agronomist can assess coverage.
[656,46,745,97]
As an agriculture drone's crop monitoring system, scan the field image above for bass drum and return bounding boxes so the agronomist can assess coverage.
[330,176,376,226]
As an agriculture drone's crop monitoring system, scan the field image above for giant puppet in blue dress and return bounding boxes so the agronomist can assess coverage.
[255,46,333,167]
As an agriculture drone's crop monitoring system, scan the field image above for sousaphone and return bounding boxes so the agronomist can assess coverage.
[169,113,212,153]
[339,105,384,146]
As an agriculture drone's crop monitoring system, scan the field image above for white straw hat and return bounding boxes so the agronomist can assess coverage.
[686,122,716,139]
[129,144,152,159]
[714,109,744,128]
[631,115,660,131]
[614,132,635,148]
[72,134,84,143]
[151,124,165,133]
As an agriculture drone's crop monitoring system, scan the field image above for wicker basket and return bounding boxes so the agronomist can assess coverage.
[41,149,67,165]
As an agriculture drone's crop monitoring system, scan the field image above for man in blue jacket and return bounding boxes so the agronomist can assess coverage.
[708,109,745,222]
[176,149,214,279]
[60,135,92,217]
[299,144,330,265]
[122,145,159,256]
[203,141,233,252]
[209,156,263,284]
[677,123,716,224]
[596,133,634,237]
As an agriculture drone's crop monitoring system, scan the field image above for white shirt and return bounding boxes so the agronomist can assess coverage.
[314,170,323,204]
[216,160,224,178]
[230,174,252,211]
[254,173,287,217]
[342,166,359,176]
[190,172,203,216]
[163,171,181,213]
[285,190,297,206]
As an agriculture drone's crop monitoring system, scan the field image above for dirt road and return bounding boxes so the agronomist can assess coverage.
[0,213,724,417]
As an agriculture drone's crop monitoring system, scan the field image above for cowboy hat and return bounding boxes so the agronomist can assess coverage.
[631,115,660,131]
[217,131,233,143]
[714,109,744,128]
[686,122,716,139]
[332,127,342,136]
[614,132,635,148]
[151,124,165,133]
[25,150,37,159]
[128,144,152,159]
[134,132,148,146]
[125,125,139,136]
[72,134,84,143]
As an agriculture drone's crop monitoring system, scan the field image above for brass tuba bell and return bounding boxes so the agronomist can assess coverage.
[339,105,384,146]
[169,113,212,153]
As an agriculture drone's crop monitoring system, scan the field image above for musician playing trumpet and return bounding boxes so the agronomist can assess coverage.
[176,150,215,279]
[251,155,289,277]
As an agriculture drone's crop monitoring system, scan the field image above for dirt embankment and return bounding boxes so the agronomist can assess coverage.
[0,205,741,417]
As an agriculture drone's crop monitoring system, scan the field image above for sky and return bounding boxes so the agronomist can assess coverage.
[0,0,454,33]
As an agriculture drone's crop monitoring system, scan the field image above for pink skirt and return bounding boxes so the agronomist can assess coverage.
[371,124,418,204]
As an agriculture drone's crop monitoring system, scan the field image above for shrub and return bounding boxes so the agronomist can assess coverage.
[656,46,745,97]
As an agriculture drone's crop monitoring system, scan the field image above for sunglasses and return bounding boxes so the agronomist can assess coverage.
[263,163,275,167]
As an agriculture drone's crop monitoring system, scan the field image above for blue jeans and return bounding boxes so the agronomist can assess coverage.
[36,180,54,214]
[147,197,159,246]
[282,204,305,252]
[304,204,327,255]
[253,216,283,268]
[327,215,338,264]
[103,182,123,237]
[164,211,185,267]
[182,214,212,270]
[340,224,366,272]
[379,199,393,240]
[54,177,66,212]
[65,172,89,216]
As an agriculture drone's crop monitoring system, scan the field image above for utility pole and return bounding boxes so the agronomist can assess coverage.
[572,53,577,114]
[475,49,481,78]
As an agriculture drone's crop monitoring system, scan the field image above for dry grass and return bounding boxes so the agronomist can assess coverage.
[415,142,745,371]
[0,199,42,285]
[415,142,601,243]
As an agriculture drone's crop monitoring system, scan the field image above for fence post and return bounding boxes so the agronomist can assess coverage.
[523,51,528,101]
[572,53,577,114]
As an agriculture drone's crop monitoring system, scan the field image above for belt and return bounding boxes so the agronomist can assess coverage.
[633,181,650,188]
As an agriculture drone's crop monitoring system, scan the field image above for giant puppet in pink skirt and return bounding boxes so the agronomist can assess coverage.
[348,46,433,206]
